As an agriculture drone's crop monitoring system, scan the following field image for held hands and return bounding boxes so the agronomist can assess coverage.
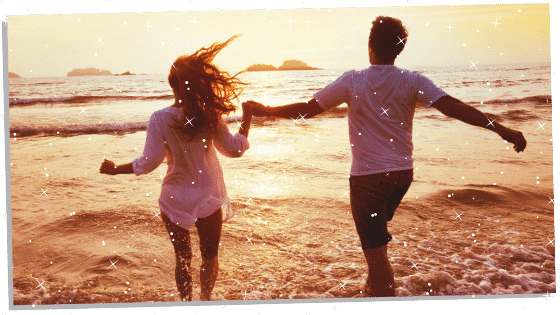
[243,101,270,117]
[100,159,117,175]
[238,102,254,138]
[241,102,254,119]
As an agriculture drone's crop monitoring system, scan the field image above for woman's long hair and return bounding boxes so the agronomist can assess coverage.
[168,35,246,139]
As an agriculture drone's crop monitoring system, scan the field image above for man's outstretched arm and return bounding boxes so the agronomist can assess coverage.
[432,95,527,152]
[244,98,325,120]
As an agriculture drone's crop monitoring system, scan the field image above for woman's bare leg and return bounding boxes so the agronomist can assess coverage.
[200,256,219,301]
[195,209,222,301]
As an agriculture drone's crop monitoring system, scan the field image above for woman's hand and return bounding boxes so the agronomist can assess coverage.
[243,101,269,117]
[100,159,117,175]
[239,102,253,138]
[242,102,254,118]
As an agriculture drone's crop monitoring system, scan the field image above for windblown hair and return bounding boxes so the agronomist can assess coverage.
[368,16,408,64]
[168,35,246,139]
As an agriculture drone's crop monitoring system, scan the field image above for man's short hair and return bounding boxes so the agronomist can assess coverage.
[368,16,408,63]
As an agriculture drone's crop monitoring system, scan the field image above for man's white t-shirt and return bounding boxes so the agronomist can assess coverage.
[132,107,250,230]
[314,65,447,176]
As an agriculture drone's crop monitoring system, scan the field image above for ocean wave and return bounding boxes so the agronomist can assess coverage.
[466,95,552,107]
[478,95,551,105]
[9,94,174,107]
[424,185,554,212]
[10,122,149,138]
[9,116,257,138]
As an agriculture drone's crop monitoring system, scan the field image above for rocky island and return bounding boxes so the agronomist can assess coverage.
[246,60,322,72]
[115,71,135,76]
[67,68,112,77]
[9,72,22,78]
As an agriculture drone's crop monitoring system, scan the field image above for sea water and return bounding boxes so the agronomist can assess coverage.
[8,62,554,304]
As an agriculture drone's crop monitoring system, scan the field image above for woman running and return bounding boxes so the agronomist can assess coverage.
[100,35,253,301]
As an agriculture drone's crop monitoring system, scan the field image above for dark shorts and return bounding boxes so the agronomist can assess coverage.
[349,169,413,250]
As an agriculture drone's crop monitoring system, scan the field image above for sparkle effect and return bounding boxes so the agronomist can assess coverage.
[184,116,195,127]
[547,196,554,204]
[536,121,546,131]
[381,107,390,116]
[245,236,253,245]
[469,60,479,70]
[143,22,153,32]
[235,120,244,130]
[108,259,118,269]
[95,35,104,45]
[189,18,200,28]
[35,278,46,290]
[152,209,161,219]
[542,290,551,302]
[491,18,502,29]
[168,59,176,69]
[453,211,464,221]
[79,105,88,115]
[445,22,455,33]
[285,16,296,30]
[297,113,308,124]
[40,187,49,198]
[336,280,348,291]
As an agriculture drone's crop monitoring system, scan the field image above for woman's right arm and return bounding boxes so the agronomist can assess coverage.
[213,115,251,158]
[100,159,133,175]
[238,102,253,138]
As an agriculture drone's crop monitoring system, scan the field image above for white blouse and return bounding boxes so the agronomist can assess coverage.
[132,106,249,230]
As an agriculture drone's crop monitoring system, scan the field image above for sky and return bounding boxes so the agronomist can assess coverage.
[4,2,551,78]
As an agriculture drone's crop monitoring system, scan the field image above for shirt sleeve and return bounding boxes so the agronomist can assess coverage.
[313,70,354,111]
[213,118,250,158]
[132,112,167,175]
[412,72,448,108]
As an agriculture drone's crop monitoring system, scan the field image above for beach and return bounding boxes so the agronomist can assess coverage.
[8,64,555,304]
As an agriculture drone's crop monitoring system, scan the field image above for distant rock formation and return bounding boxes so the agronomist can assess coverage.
[246,60,322,72]
[9,72,21,78]
[246,64,278,71]
[278,60,321,70]
[67,68,112,77]
[115,71,135,76]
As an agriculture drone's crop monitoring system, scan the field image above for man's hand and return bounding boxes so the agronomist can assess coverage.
[497,126,527,153]
[100,159,117,175]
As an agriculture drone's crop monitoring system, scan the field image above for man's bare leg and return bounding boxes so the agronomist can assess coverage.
[200,256,219,301]
[363,244,396,297]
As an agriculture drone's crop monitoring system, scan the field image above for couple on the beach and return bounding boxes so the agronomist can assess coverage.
[100,16,526,301]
